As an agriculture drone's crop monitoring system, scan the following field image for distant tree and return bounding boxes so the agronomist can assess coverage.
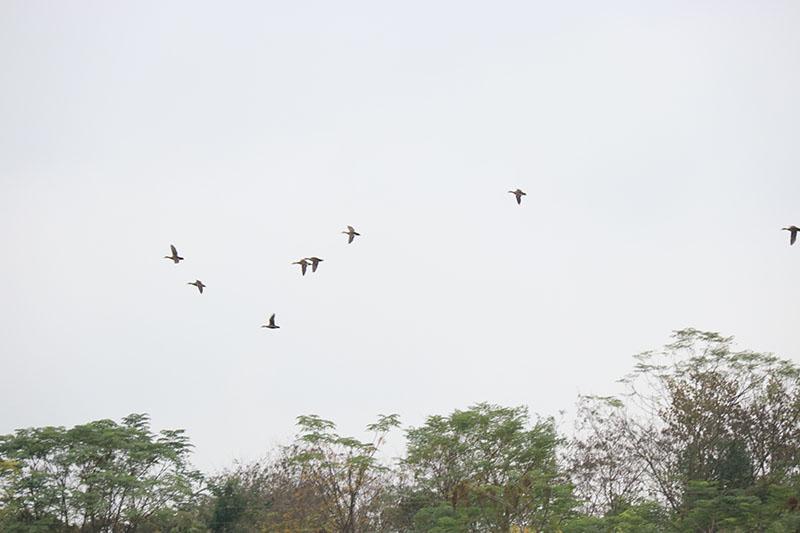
[404,403,575,532]
[201,450,320,532]
[570,328,800,529]
[285,413,401,532]
[0,414,203,532]
[569,394,655,517]
[208,478,247,532]
[8,328,800,532]
[206,414,402,532]
[562,500,667,533]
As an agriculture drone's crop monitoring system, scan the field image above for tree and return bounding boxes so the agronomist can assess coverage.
[201,449,327,532]
[207,478,247,532]
[562,500,667,533]
[0,413,203,532]
[570,328,800,530]
[404,403,575,532]
[269,413,401,532]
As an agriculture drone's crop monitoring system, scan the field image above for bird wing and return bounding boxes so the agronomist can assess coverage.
[792,230,798,245]
[347,225,355,232]
[516,194,522,204]
[301,262,307,275]
[269,314,276,326]
[311,261,318,272]
[198,284,204,294]
[170,244,178,256]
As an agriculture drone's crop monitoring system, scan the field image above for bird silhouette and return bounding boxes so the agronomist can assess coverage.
[342,225,361,244]
[164,244,184,264]
[783,226,800,245]
[306,257,324,272]
[508,189,526,205]
[188,280,205,294]
[293,258,310,276]
[262,313,279,329]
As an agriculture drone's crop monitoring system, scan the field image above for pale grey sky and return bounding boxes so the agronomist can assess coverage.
[1,1,799,471]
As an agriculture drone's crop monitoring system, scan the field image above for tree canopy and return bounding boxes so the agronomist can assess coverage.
[2,329,800,532]
[569,328,800,532]
[0,414,202,532]
[403,403,575,532]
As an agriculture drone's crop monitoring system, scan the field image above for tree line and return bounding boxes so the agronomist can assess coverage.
[2,329,799,532]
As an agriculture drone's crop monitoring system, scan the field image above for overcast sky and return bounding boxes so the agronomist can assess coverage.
[2,1,799,471]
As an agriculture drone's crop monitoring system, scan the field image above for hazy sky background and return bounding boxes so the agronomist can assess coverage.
[1,1,799,471]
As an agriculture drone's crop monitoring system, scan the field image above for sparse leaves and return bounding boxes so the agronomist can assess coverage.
[570,329,800,531]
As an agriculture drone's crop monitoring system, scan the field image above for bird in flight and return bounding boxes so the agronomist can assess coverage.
[342,225,361,244]
[306,257,324,272]
[783,225,800,245]
[508,189,527,205]
[262,313,280,329]
[188,280,205,294]
[293,258,310,276]
[164,244,184,264]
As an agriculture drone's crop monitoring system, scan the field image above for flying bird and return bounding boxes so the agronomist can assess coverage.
[164,244,184,264]
[508,189,526,205]
[306,257,324,272]
[262,313,280,329]
[342,225,361,244]
[783,225,800,245]
[188,280,205,294]
[293,258,310,276]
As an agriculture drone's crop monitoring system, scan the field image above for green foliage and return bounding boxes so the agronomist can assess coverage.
[563,500,668,532]
[413,504,483,533]
[200,458,284,532]
[405,403,576,532]
[572,328,800,532]
[291,413,400,532]
[4,329,800,533]
[0,413,202,532]
[209,478,247,532]
[681,481,762,532]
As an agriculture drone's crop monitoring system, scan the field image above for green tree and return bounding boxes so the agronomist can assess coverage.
[281,413,401,532]
[404,403,575,532]
[571,328,800,530]
[563,500,667,533]
[208,478,247,532]
[0,413,203,532]
[201,456,285,532]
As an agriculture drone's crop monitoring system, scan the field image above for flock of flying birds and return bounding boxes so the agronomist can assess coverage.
[162,190,799,330]
[162,220,370,329]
